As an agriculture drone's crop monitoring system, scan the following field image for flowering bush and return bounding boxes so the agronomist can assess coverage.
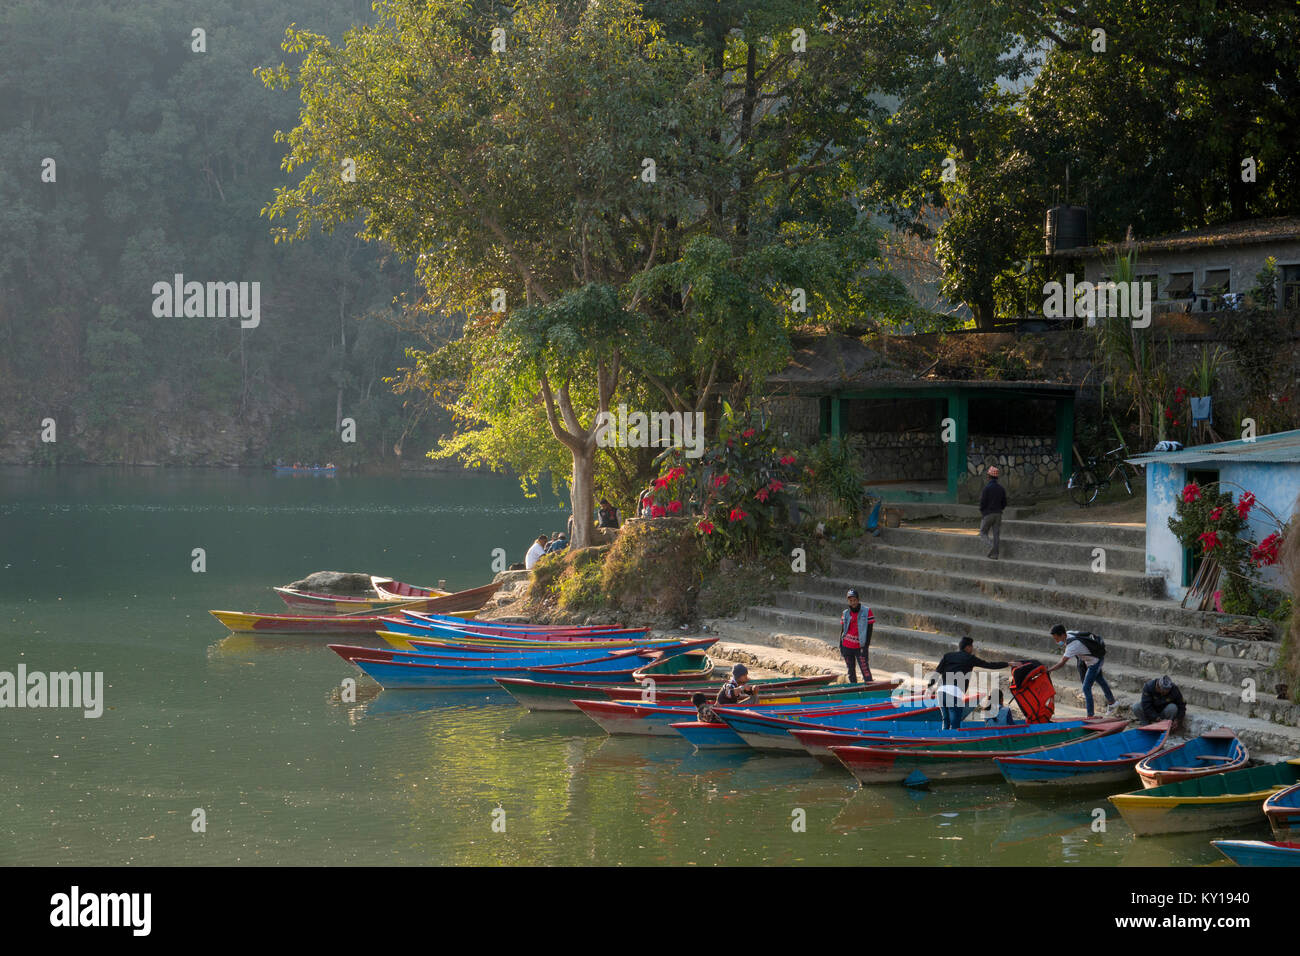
[646,404,799,558]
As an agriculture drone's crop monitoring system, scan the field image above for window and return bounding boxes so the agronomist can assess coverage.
[1203,268,1231,294]
[1282,264,1300,310]
[1165,272,1193,298]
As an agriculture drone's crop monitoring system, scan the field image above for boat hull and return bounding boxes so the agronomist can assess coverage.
[1264,782,1300,842]
[1134,728,1247,788]
[995,722,1171,790]
[670,721,748,749]
[1213,840,1300,866]
[1110,759,1300,836]
[494,675,878,712]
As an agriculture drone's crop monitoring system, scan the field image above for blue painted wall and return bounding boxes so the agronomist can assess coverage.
[1145,458,1300,596]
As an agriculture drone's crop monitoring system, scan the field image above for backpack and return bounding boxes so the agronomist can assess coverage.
[1069,631,1106,659]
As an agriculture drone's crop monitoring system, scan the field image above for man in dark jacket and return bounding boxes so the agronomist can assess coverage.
[931,637,1020,729]
[1134,675,1186,728]
[978,466,1007,559]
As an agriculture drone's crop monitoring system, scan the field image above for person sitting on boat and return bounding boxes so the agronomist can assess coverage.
[524,534,549,570]
[839,589,874,683]
[544,532,569,554]
[715,663,758,706]
[1134,675,1185,728]
[1045,624,1118,718]
[598,499,620,529]
[692,692,722,724]
[930,636,1020,730]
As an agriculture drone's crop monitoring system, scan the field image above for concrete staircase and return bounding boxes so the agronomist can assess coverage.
[717,519,1300,757]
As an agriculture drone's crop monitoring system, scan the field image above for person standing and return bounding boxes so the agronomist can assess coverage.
[979,465,1007,559]
[1045,624,1117,717]
[1134,675,1186,728]
[931,637,1019,729]
[839,589,875,683]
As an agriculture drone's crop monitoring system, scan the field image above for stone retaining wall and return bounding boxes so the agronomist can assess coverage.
[962,434,1062,500]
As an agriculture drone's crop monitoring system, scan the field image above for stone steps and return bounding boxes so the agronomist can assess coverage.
[877,525,1148,572]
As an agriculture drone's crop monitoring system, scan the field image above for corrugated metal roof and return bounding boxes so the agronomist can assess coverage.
[1126,429,1300,466]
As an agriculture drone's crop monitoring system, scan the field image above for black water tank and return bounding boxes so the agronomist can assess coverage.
[1044,205,1090,254]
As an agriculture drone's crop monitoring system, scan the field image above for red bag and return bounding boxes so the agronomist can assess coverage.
[1009,662,1055,723]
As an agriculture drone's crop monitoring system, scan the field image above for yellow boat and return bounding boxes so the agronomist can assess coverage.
[1109,759,1300,836]
[209,608,477,635]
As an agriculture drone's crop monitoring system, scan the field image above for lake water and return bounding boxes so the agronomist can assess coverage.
[0,467,1242,865]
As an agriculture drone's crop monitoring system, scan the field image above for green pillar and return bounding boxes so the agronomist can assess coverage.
[819,396,832,438]
[946,390,968,502]
[1056,397,1074,485]
[830,395,842,439]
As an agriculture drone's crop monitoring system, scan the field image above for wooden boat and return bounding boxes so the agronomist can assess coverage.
[670,720,747,749]
[371,576,444,600]
[210,608,475,634]
[1134,727,1248,788]
[494,675,872,712]
[329,637,715,690]
[572,688,902,737]
[1264,782,1300,842]
[1212,840,1300,867]
[380,621,655,647]
[381,630,673,653]
[1109,759,1300,836]
[631,650,713,683]
[994,721,1172,790]
[274,586,448,613]
[791,718,1119,764]
[828,721,1129,785]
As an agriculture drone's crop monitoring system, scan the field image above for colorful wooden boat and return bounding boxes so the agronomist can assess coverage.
[1109,759,1300,836]
[994,721,1172,790]
[329,637,714,689]
[274,586,451,613]
[1212,840,1300,867]
[828,720,1129,785]
[379,622,656,648]
[494,675,872,712]
[790,718,1119,764]
[210,608,474,634]
[371,577,444,600]
[670,720,747,749]
[1264,782,1300,842]
[380,630,673,653]
[1134,727,1248,788]
[572,688,902,737]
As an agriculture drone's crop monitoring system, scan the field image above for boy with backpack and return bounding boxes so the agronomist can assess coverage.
[1045,624,1118,718]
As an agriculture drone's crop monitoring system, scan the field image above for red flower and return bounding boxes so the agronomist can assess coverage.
[754,487,770,503]
[1236,492,1256,519]
[1197,530,1220,552]
[1209,507,1223,521]
[653,477,669,489]
[712,474,730,488]
[804,466,815,477]
[1164,407,1173,420]
[697,520,714,535]
[667,500,682,514]
[1172,420,1180,426]
[650,505,666,518]
[728,508,748,523]
[1174,386,1187,402]
[768,479,784,492]
[779,455,796,466]
[1251,532,1282,567]
[741,428,756,438]
[1180,483,1201,504]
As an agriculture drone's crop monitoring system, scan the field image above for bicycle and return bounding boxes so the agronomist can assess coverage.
[1067,445,1138,506]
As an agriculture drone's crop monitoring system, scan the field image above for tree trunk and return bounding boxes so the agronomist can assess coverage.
[569,443,597,549]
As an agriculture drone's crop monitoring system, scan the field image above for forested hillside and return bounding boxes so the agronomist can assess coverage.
[0,0,455,467]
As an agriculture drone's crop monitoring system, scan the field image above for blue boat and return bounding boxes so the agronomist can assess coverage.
[1134,727,1248,788]
[670,720,747,749]
[713,700,960,751]
[1264,781,1300,841]
[995,721,1172,789]
[572,691,899,737]
[1212,840,1300,867]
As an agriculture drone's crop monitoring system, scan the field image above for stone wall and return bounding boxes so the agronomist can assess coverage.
[854,431,946,482]
[961,434,1062,501]
[761,396,821,445]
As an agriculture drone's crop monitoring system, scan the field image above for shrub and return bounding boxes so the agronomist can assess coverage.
[601,518,703,625]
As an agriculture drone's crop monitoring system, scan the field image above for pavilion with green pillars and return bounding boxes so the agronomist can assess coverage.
[763,335,1078,504]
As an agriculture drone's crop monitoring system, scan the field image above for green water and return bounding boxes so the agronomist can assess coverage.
[0,467,1244,865]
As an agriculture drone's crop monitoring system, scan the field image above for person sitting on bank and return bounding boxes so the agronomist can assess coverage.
[1134,675,1186,729]
[524,534,549,570]
[931,636,1020,730]
[692,692,722,723]
[715,664,758,706]
[1045,624,1118,717]
[598,499,620,529]
[544,532,569,554]
[839,588,875,683]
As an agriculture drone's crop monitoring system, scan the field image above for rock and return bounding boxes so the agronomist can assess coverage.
[285,571,376,595]
[492,568,532,587]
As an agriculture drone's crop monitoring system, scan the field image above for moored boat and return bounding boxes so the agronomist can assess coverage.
[1109,759,1300,836]
[1134,727,1247,788]
[790,718,1118,764]
[670,720,747,749]
[712,695,970,751]
[1264,782,1300,842]
[829,720,1129,785]
[274,586,449,613]
[494,675,877,712]
[994,721,1172,790]
[209,608,472,634]
[1212,839,1300,867]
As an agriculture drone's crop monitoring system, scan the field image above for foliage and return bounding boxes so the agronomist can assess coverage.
[1251,258,1279,309]
[600,518,704,625]
[799,435,869,523]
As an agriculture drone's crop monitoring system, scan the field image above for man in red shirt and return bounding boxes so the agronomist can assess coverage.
[839,588,875,682]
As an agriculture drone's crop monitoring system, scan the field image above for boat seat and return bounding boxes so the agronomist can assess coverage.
[1196,754,1235,761]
